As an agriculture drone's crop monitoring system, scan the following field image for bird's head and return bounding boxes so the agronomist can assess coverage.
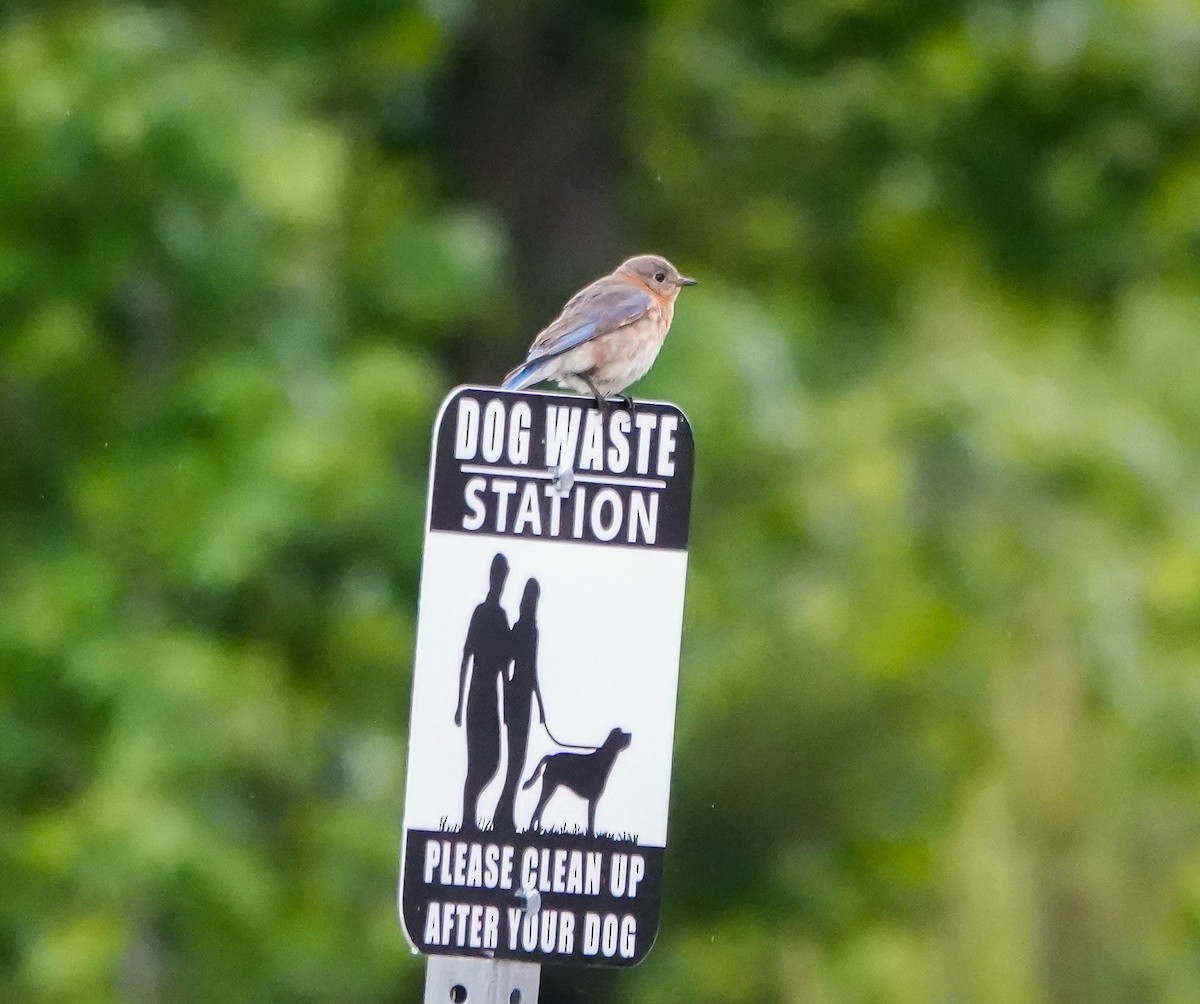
[618,254,697,300]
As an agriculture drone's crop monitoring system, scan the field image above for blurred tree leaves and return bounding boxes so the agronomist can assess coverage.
[0,2,473,1000]
[3,0,1200,1002]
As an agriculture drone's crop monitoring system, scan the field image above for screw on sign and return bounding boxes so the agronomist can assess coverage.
[398,386,694,989]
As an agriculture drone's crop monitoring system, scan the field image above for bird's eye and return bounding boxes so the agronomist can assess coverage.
[654,271,666,283]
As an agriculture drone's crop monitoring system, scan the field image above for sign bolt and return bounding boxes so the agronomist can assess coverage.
[516,886,541,918]
[549,465,574,494]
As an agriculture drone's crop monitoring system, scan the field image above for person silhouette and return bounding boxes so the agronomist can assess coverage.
[494,578,547,833]
[455,552,512,831]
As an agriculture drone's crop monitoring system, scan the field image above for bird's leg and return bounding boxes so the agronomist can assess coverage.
[617,394,636,415]
[581,374,607,415]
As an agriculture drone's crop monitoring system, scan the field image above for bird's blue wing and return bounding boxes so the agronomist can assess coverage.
[520,281,654,366]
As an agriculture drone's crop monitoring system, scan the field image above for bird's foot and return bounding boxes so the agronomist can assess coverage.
[587,392,635,418]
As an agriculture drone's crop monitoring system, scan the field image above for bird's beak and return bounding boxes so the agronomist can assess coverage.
[678,276,698,287]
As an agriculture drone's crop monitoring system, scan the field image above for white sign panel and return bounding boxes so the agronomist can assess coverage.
[398,386,694,967]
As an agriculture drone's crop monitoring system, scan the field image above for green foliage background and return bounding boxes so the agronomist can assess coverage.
[3,1,1199,1001]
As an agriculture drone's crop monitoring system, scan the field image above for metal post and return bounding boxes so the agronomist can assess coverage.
[423,956,540,1004]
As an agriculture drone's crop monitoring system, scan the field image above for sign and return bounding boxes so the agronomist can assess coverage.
[398,386,694,967]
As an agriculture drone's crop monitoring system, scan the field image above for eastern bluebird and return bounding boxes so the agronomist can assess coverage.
[501,254,696,410]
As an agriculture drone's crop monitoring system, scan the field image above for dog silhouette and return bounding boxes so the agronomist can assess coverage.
[522,727,632,837]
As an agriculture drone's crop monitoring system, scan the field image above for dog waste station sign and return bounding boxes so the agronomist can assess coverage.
[398,386,694,970]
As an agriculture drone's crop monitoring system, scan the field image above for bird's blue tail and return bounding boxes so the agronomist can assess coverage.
[502,360,545,390]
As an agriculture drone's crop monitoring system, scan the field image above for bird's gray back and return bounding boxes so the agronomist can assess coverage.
[524,279,654,363]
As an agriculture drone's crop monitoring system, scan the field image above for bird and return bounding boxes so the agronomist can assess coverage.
[501,254,697,411]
